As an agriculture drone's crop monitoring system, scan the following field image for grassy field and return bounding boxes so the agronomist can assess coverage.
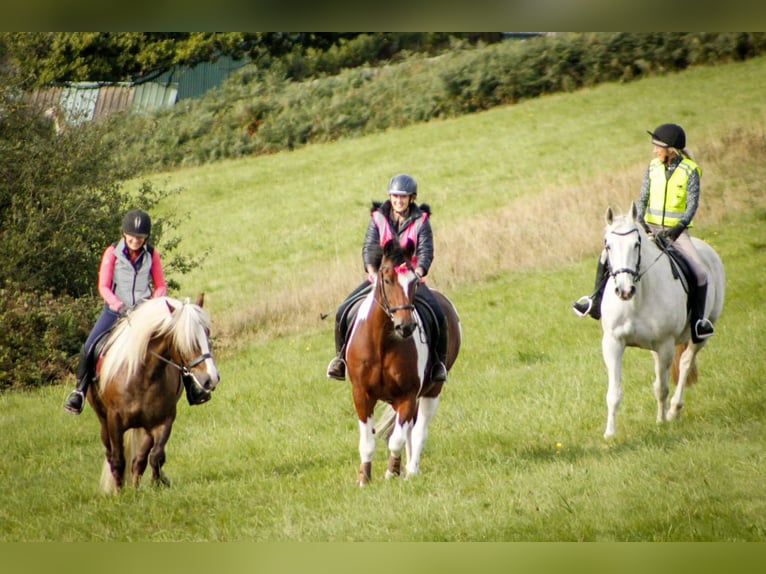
[1,56,765,542]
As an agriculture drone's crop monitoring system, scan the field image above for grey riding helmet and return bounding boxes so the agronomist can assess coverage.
[122,209,151,238]
[388,173,418,196]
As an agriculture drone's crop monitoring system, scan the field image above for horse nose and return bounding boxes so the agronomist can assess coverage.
[615,285,636,300]
[395,322,415,338]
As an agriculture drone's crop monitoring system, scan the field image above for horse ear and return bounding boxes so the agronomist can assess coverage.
[629,201,638,221]
[382,240,396,258]
[196,292,205,307]
[165,299,177,315]
[403,239,415,260]
[605,206,615,225]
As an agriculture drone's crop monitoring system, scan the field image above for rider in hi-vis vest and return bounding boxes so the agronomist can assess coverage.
[326,173,449,383]
[572,123,715,343]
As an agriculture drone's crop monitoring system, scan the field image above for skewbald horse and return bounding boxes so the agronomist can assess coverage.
[345,240,461,486]
[88,294,220,493]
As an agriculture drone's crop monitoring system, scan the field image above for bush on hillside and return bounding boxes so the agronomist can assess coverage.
[103,32,766,176]
[0,75,205,390]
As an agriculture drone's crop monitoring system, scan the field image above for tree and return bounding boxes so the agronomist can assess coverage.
[0,62,201,389]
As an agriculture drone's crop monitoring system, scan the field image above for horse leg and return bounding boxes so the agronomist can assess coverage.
[105,414,126,490]
[148,423,174,487]
[602,335,625,439]
[405,396,439,477]
[130,429,154,488]
[651,342,674,424]
[357,416,375,486]
[386,398,419,479]
[97,418,119,494]
[668,343,700,419]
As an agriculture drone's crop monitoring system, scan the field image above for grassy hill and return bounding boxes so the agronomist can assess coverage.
[143,54,765,346]
[1,55,765,542]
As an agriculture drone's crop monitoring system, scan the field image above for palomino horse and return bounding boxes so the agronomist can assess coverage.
[345,240,461,486]
[598,203,724,438]
[88,294,220,493]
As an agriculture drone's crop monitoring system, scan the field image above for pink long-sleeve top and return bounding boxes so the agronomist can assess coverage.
[98,243,168,311]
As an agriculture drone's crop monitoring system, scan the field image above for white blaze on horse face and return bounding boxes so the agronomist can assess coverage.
[196,325,219,385]
[607,229,640,300]
[397,267,416,297]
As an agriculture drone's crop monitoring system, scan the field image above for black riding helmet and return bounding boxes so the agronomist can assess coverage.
[647,123,686,149]
[387,173,417,196]
[122,209,151,238]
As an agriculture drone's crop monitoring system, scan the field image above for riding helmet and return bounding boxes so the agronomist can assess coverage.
[387,173,418,196]
[647,123,686,149]
[122,209,152,238]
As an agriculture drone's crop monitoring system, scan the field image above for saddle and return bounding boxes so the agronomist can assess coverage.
[339,290,440,349]
[654,236,695,311]
[89,328,114,382]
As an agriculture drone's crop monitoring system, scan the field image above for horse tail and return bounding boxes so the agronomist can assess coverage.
[98,428,142,494]
[671,343,698,386]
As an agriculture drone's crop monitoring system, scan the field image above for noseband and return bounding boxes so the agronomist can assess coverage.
[150,349,212,378]
[377,263,416,319]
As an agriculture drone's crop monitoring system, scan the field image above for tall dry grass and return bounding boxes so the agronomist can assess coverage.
[217,126,765,348]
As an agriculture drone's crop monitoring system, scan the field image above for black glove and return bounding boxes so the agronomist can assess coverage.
[660,224,685,242]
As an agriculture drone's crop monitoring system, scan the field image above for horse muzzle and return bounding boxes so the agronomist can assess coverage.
[614,284,636,300]
[394,320,416,339]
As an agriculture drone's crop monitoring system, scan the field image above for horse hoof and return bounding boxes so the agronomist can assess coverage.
[358,462,371,486]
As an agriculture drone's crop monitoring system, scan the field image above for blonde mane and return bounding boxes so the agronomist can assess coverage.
[98,297,210,389]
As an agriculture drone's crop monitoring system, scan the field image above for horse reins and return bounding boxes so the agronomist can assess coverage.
[376,264,416,319]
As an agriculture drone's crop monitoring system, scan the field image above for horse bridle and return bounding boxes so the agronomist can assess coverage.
[606,225,667,283]
[150,348,212,380]
[376,263,416,319]
[607,227,642,281]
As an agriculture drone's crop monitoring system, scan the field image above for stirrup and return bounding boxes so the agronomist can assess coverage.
[572,296,592,318]
[694,319,714,340]
[63,389,85,414]
[430,361,447,383]
[326,357,346,380]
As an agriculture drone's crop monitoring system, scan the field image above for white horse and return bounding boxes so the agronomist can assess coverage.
[599,202,725,438]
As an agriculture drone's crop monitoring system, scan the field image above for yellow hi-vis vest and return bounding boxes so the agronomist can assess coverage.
[645,157,701,228]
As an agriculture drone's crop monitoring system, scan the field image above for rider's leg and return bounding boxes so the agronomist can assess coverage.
[417,286,448,383]
[327,281,370,380]
[573,251,608,320]
[673,231,714,342]
[691,282,714,342]
[64,306,118,414]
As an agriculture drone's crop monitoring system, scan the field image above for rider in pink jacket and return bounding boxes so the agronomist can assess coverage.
[326,174,448,383]
[63,209,171,414]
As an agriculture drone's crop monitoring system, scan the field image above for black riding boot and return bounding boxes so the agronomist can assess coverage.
[573,260,607,320]
[64,350,92,414]
[430,320,448,383]
[326,320,346,380]
[691,282,714,343]
[183,372,211,405]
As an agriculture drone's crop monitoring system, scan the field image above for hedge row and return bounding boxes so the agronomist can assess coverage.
[106,32,766,175]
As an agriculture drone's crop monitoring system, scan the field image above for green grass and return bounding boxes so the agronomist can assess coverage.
[2,57,766,542]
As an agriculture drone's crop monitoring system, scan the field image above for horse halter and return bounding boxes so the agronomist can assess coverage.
[607,227,642,281]
[376,262,416,319]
